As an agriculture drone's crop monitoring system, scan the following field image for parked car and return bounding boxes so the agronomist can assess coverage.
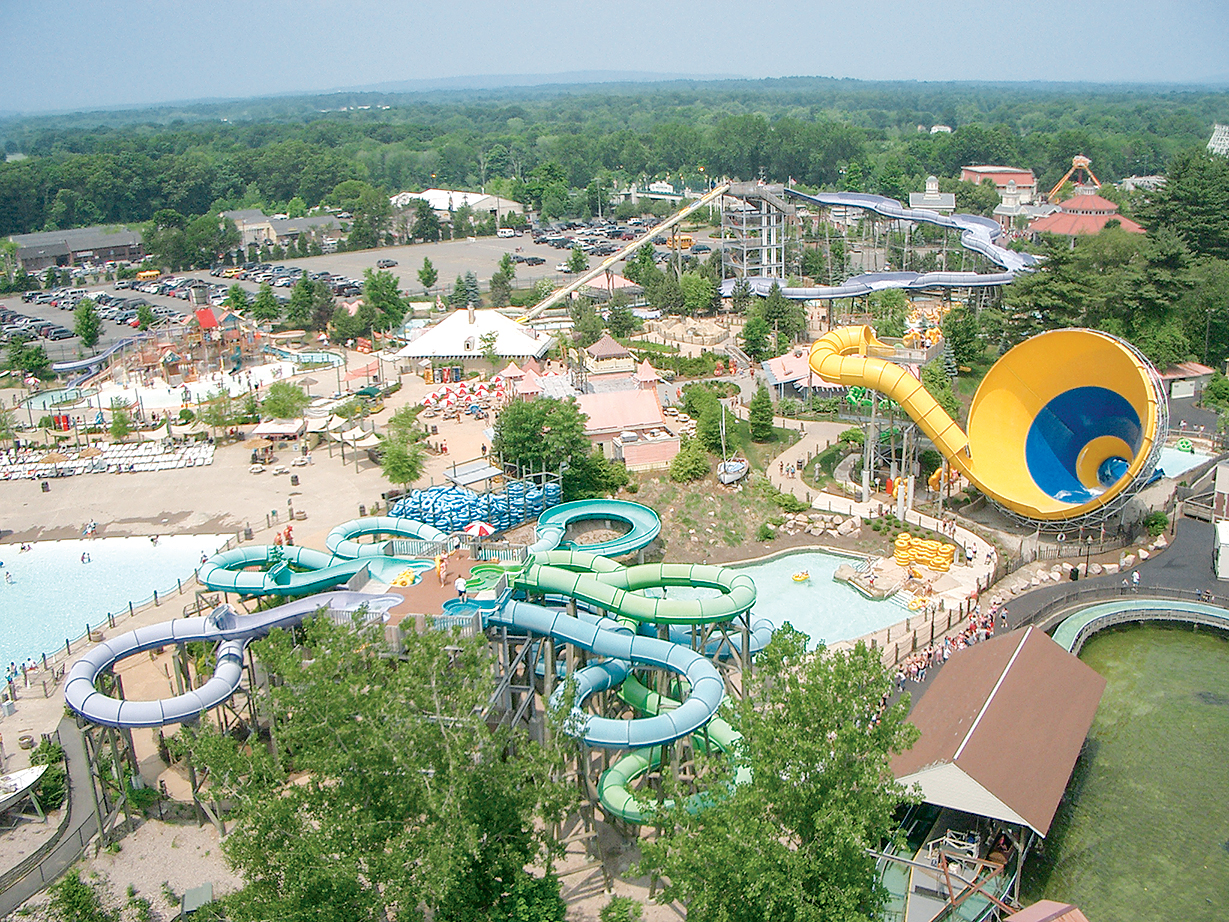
[376,258,398,268]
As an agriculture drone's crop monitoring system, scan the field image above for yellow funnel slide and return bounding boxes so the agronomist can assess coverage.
[808,326,1161,521]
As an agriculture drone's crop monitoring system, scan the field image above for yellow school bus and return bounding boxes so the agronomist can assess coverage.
[136,269,161,282]
[672,233,694,250]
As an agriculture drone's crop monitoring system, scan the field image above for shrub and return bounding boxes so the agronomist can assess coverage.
[669,435,710,482]
[838,427,865,446]
[1143,510,1168,536]
[624,482,639,494]
[36,764,67,810]
[756,523,776,541]
[600,896,644,922]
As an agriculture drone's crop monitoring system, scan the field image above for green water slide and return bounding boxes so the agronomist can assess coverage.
[518,550,756,625]
[597,674,749,824]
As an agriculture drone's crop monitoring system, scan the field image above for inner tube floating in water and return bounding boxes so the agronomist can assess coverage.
[792,571,810,583]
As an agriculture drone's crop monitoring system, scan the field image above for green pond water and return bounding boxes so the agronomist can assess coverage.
[1022,624,1229,921]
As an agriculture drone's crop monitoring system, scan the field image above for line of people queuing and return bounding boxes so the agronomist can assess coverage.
[895,604,1007,689]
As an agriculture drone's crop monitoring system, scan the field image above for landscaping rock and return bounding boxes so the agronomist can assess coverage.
[1120,554,1135,568]
[1137,548,1150,560]
[1103,563,1119,575]
[1088,563,1103,576]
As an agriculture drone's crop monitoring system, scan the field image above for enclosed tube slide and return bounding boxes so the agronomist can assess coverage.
[597,675,750,824]
[490,601,726,749]
[719,269,1017,302]
[528,500,662,557]
[808,325,1164,521]
[64,592,401,728]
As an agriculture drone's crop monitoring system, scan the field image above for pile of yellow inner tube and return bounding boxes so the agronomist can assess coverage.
[893,533,957,572]
[908,597,927,611]
[390,568,417,587]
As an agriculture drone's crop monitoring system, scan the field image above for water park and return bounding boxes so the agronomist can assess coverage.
[2,186,1227,922]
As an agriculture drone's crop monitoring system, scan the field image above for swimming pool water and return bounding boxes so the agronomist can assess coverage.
[1155,446,1215,478]
[654,550,906,648]
[0,535,228,666]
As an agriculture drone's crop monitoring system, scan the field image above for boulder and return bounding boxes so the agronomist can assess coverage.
[1102,562,1119,575]
[1088,563,1103,576]
[1120,554,1135,568]
[1137,548,1150,560]
[1152,534,1168,549]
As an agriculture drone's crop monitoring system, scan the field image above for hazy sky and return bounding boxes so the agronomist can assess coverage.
[3,0,1227,113]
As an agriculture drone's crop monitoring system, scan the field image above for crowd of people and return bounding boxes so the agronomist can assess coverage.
[894,604,1008,689]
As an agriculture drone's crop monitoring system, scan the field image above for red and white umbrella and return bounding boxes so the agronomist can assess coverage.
[463,521,496,538]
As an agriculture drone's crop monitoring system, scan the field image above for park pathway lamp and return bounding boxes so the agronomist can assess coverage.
[1085,535,1094,579]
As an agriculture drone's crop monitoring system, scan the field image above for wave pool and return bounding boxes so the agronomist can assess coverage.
[0,534,229,666]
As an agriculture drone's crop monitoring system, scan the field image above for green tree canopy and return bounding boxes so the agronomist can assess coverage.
[185,613,572,922]
[224,283,251,314]
[379,439,425,494]
[493,397,589,473]
[260,381,310,420]
[418,255,438,293]
[638,626,917,922]
[748,383,775,441]
[74,297,102,350]
[362,267,407,330]
[741,315,772,363]
[250,283,281,323]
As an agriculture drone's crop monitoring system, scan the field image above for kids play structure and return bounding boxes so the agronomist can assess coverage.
[65,499,771,824]
[808,325,1167,526]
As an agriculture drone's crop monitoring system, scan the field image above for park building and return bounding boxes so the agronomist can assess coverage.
[1027,187,1144,238]
[9,224,144,272]
[394,305,554,372]
[220,209,341,250]
[908,175,956,214]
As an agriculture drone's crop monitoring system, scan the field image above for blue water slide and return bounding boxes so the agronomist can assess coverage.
[52,335,149,375]
[489,601,725,749]
[719,269,1019,301]
[64,591,402,728]
[528,500,662,557]
[785,188,1038,273]
[326,516,447,558]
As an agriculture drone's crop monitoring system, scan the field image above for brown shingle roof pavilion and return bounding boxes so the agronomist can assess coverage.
[891,626,1105,836]
[585,333,632,360]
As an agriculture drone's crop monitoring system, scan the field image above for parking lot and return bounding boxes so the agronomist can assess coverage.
[1,224,723,366]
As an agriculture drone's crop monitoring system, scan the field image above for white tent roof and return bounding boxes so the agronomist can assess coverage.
[394,308,553,361]
[252,418,306,437]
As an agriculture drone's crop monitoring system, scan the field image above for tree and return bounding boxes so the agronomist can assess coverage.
[250,283,281,323]
[412,200,442,242]
[638,626,917,922]
[224,284,250,314]
[695,402,724,454]
[748,384,775,441]
[569,299,604,348]
[562,447,629,501]
[379,439,426,494]
[464,271,482,307]
[418,256,439,293]
[185,613,571,922]
[136,302,157,331]
[868,289,908,338]
[285,277,314,329]
[385,404,424,446]
[108,398,132,442]
[669,433,711,482]
[567,245,589,275]
[310,282,337,332]
[74,298,102,351]
[1141,148,1229,260]
[921,360,962,420]
[260,381,310,420]
[940,304,979,366]
[731,277,754,314]
[741,315,772,363]
[606,295,639,338]
[7,341,50,378]
[679,271,716,317]
[197,389,234,437]
[493,397,589,473]
[490,252,516,307]
[362,268,407,331]
[758,282,806,347]
[480,330,500,370]
[624,244,657,285]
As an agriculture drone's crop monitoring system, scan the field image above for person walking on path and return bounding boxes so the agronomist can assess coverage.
[454,575,468,601]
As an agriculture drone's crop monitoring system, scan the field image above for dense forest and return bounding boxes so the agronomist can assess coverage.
[1,77,1227,236]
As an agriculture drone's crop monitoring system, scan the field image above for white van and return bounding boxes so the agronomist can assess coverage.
[497,227,516,238]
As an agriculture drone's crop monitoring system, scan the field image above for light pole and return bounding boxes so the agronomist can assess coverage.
[1084,535,1094,580]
